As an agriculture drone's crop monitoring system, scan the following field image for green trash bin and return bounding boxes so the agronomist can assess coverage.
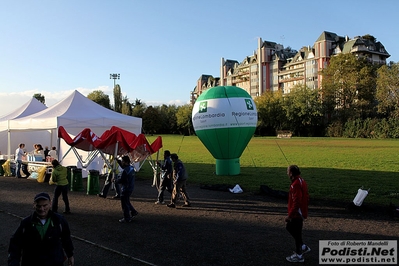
[66,166,77,190]
[71,168,84,192]
[87,170,100,195]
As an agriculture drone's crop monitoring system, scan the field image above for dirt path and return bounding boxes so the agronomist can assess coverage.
[1,175,398,265]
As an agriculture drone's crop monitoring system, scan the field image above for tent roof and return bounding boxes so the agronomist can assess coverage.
[8,90,142,131]
[58,126,162,161]
[0,97,47,121]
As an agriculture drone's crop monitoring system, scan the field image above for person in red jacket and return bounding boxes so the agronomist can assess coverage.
[285,165,310,263]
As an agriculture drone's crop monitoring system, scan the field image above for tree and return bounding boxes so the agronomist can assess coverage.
[155,104,178,134]
[362,34,376,42]
[176,104,193,135]
[131,102,146,118]
[113,84,122,113]
[121,96,132,115]
[282,85,323,136]
[376,62,399,118]
[142,106,162,134]
[87,90,111,109]
[33,93,45,105]
[133,98,142,107]
[254,90,285,135]
[321,53,378,123]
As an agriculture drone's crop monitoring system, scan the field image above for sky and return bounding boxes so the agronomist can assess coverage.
[1,0,398,114]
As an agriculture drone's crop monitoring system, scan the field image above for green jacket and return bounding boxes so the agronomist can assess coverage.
[51,165,68,186]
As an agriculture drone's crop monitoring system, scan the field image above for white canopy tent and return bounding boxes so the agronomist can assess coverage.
[0,97,47,122]
[0,97,47,156]
[7,90,142,175]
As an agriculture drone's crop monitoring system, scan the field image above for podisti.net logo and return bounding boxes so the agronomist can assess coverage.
[319,240,397,264]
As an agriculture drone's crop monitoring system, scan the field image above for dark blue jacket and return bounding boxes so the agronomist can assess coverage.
[8,210,74,266]
[161,157,173,179]
[117,165,135,195]
[174,159,188,181]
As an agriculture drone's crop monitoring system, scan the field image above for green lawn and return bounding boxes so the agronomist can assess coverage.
[142,135,399,206]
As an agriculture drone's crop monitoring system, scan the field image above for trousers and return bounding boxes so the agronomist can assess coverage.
[286,218,304,254]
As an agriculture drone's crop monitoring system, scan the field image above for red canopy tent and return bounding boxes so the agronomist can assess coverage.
[58,126,163,177]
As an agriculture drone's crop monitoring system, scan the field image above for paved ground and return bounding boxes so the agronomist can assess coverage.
[1,174,398,266]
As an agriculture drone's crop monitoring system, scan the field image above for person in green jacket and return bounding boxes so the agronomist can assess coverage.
[50,159,71,214]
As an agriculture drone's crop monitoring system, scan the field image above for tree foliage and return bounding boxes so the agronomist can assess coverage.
[158,104,178,134]
[87,90,111,109]
[113,84,122,113]
[33,93,45,105]
[321,53,378,123]
[282,85,324,136]
[142,106,162,134]
[376,62,399,118]
[254,91,285,135]
[255,86,323,136]
[362,34,376,42]
[176,104,193,135]
[121,95,132,115]
[131,102,146,118]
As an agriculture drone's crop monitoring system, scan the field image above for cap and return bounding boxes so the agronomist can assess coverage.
[34,192,51,202]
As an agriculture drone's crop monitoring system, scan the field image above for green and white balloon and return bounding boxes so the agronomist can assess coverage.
[192,86,257,175]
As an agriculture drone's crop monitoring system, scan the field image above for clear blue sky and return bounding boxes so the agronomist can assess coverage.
[1,0,398,113]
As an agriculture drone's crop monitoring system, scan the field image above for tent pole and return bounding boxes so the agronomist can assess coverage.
[111,142,119,187]
[60,146,73,163]
[7,127,11,159]
[57,137,60,161]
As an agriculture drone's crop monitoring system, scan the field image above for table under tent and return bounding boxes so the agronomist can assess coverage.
[58,126,164,190]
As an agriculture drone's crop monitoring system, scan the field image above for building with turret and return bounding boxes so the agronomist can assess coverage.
[191,31,390,104]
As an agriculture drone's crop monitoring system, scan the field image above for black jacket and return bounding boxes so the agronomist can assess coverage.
[8,210,74,266]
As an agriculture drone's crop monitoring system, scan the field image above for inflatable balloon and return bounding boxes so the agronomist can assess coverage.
[192,86,257,175]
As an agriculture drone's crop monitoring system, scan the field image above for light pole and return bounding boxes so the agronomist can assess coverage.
[110,73,120,88]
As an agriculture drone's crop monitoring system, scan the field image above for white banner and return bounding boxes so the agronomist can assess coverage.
[192,98,257,130]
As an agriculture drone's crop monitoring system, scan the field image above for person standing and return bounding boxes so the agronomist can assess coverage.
[48,146,57,160]
[31,144,38,154]
[285,165,310,263]
[49,159,71,214]
[33,144,44,162]
[15,143,30,178]
[8,192,74,266]
[167,153,190,208]
[43,146,50,159]
[98,155,121,199]
[115,155,138,223]
[155,150,173,204]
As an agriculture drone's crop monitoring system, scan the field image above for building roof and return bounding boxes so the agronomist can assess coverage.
[341,36,390,57]
[261,40,278,49]
[223,59,239,67]
[315,31,342,42]
[197,74,213,82]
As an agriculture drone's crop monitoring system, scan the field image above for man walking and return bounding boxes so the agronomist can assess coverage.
[285,165,310,263]
[155,150,173,204]
[8,192,74,266]
[167,153,190,208]
[15,143,30,178]
[50,159,71,214]
[116,156,138,223]
[98,155,121,199]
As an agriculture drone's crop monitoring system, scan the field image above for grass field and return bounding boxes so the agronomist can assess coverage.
[141,135,399,207]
